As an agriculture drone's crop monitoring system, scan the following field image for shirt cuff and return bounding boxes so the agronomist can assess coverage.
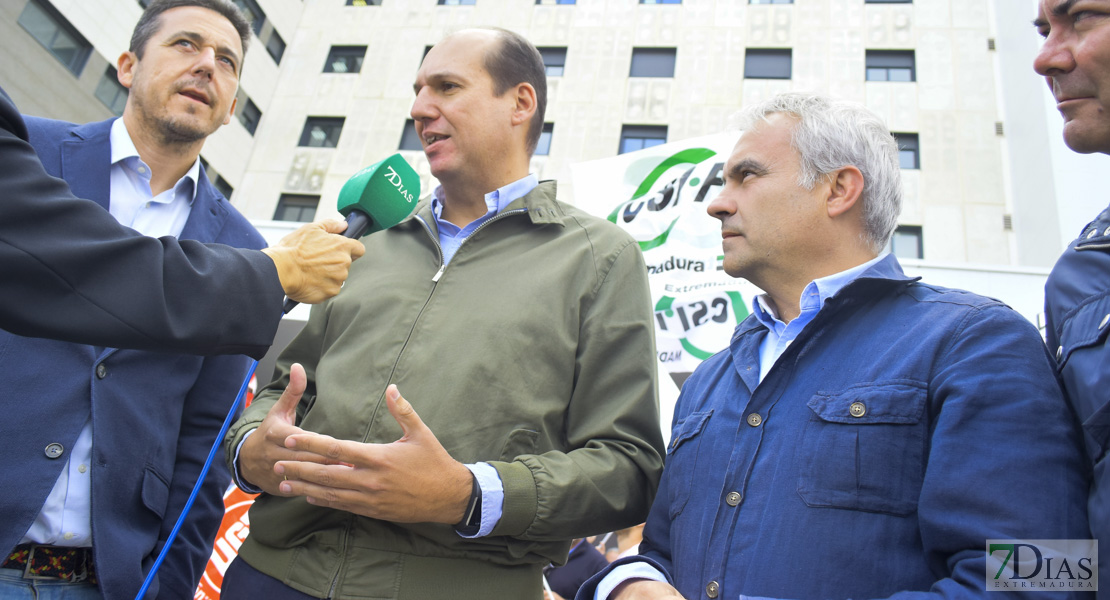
[232,429,264,494]
[595,562,669,600]
[459,462,503,538]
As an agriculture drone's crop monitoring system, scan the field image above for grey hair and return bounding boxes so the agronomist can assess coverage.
[734,93,903,253]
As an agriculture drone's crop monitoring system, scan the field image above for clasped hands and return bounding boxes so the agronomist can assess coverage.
[237,363,473,524]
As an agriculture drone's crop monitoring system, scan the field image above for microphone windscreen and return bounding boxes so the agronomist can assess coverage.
[336,154,421,237]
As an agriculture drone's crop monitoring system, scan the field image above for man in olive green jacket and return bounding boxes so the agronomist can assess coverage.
[222,28,664,600]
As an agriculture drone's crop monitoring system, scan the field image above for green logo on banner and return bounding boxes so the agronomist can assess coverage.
[655,292,749,359]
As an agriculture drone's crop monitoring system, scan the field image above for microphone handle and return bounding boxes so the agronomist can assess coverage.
[343,210,373,239]
[282,210,374,313]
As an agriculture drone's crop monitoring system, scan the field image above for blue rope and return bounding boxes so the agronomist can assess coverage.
[134,358,258,600]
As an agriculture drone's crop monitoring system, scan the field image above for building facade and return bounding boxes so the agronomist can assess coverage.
[0,0,1080,270]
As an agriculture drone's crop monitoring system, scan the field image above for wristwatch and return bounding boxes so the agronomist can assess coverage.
[455,472,483,536]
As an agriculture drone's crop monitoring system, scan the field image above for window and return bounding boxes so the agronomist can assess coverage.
[536,123,554,156]
[324,46,367,74]
[888,225,923,259]
[538,47,567,77]
[213,175,234,199]
[640,0,682,3]
[536,0,576,4]
[620,125,667,154]
[630,48,677,78]
[299,117,345,148]
[399,120,423,151]
[265,29,285,64]
[744,48,792,79]
[232,0,284,64]
[438,0,476,4]
[238,97,262,135]
[866,0,912,3]
[866,50,915,81]
[94,67,128,116]
[893,133,919,169]
[19,0,92,75]
[274,194,319,222]
[750,0,793,3]
[346,0,383,4]
[232,0,265,36]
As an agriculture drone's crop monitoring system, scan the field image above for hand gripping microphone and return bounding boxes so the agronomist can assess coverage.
[282,154,421,312]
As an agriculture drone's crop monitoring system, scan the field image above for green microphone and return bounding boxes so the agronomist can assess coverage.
[283,154,421,312]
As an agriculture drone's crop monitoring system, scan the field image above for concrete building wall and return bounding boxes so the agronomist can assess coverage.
[0,0,1095,271]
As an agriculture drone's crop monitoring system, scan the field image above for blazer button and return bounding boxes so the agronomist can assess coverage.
[706,580,720,598]
[96,364,107,379]
[45,443,64,459]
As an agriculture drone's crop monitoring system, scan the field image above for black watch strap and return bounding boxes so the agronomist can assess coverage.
[455,473,482,536]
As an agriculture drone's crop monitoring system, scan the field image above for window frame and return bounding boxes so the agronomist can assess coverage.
[18,0,92,76]
[744,48,792,80]
[619,125,668,154]
[324,45,368,74]
[892,132,920,170]
[274,194,321,223]
[538,47,567,77]
[865,50,916,82]
[299,117,346,148]
[630,47,677,78]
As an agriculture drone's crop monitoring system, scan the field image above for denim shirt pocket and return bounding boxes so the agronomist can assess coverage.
[797,381,927,516]
[1057,293,1110,370]
[1056,293,1110,460]
[666,409,713,519]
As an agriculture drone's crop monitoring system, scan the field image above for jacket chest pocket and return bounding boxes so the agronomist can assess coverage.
[796,382,927,516]
[1056,293,1110,461]
[665,410,713,519]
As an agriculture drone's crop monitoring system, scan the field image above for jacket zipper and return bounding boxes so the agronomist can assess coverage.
[325,208,530,595]
[417,208,529,282]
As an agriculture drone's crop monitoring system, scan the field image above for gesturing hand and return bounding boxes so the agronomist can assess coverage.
[237,363,330,495]
[275,384,474,524]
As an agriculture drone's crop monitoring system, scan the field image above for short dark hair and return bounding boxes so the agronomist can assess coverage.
[130,0,251,69]
[482,28,547,156]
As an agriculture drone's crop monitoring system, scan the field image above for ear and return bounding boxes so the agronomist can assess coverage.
[825,165,864,219]
[223,96,238,126]
[117,51,139,89]
[509,82,537,127]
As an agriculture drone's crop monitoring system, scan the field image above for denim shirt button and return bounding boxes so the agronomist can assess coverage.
[725,491,743,507]
[706,580,720,598]
[849,402,867,418]
[746,413,762,427]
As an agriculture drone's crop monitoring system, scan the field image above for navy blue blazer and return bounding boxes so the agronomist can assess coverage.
[0,86,282,358]
[0,117,263,599]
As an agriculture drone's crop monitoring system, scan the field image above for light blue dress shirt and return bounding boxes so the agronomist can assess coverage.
[22,118,199,548]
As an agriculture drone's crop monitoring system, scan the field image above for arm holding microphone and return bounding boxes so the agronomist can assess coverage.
[0,86,363,358]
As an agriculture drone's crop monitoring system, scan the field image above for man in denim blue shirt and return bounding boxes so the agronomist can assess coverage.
[1035,0,1110,590]
[579,93,1091,600]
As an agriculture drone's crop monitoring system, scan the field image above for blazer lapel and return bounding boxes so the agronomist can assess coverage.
[179,170,230,243]
[61,120,113,212]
